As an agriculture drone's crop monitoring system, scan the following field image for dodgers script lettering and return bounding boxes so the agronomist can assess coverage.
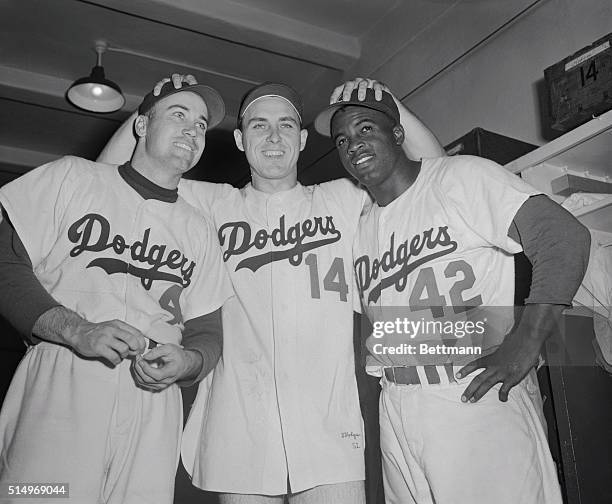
[355,226,457,304]
[218,215,342,272]
[68,213,195,290]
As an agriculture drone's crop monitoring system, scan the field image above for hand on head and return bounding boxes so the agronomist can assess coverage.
[153,73,198,96]
[330,77,390,104]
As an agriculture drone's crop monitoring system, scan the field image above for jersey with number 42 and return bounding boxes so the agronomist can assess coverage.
[354,155,539,372]
[179,178,367,495]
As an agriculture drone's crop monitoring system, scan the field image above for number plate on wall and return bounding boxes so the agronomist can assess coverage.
[545,32,612,132]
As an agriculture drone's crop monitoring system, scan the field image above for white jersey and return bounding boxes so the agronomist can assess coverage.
[354,156,539,372]
[180,178,367,494]
[0,156,231,342]
[0,156,233,503]
[353,156,562,504]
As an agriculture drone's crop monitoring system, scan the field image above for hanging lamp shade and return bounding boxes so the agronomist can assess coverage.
[67,42,125,113]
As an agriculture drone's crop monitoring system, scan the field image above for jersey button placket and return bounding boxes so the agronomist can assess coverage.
[267,195,299,484]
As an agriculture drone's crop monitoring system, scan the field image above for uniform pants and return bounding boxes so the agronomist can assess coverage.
[379,369,563,504]
[0,343,182,504]
[219,480,365,503]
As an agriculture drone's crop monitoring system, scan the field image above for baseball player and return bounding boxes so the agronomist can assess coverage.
[315,87,591,503]
[0,82,233,503]
[95,76,444,503]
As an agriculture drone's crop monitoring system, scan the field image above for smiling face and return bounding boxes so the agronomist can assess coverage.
[138,90,209,175]
[331,105,406,195]
[234,96,307,192]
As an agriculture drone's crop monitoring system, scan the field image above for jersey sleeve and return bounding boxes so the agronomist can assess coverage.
[514,195,590,305]
[178,180,235,216]
[321,178,370,228]
[182,213,234,321]
[0,156,78,268]
[438,155,540,254]
[179,309,223,386]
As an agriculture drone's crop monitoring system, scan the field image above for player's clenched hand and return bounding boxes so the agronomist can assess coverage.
[457,304,563,402]
[131,344,203,391]
[65,319,147,366]
[329,77,390,104]
[153,73,198,95]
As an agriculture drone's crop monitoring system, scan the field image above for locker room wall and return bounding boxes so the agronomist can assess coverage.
[301,0,611,180]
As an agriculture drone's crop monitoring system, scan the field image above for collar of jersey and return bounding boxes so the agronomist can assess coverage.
[118,162,178,203]
[374,158,429,213]
[241,182,305,227]
[243,182,304,205]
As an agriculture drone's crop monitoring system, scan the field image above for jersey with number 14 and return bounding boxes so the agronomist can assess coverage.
[179,178,367,495]
[354,155,539,371]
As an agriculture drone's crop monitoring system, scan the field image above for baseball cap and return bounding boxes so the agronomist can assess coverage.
[314,88,400,137]
[138,81,225,129]
[237,82,303,127]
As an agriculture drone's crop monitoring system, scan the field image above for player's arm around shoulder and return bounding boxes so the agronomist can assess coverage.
[97,110,138,165]
[329,77,444,160]
[319,177,371,224]
[394,95,444,160]
[178,179,236,216]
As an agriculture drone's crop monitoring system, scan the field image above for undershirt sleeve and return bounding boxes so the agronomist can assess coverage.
[178,308,223,387]
[0,215,59,340]
[507,194,590,306]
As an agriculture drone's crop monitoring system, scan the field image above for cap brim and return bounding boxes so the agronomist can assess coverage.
[241,95,302,124]
[238,82,303,127]
[314,98,400,138]
[148,84,225,130]
[185,84,225,129]
[314,102,348,137]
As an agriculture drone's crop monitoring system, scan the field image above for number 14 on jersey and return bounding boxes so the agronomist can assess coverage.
[305,254,348,301]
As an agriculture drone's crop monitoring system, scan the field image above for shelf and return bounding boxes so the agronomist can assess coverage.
[504,109,612,233]
[505,109,612,178]
[571,195,612,232]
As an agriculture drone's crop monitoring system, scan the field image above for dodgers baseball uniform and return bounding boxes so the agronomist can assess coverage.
[179,178,366,495]
[354,155,563,504]
[0,157,232,504]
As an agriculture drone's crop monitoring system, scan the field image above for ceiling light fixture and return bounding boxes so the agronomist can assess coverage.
[67,41,125,113]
